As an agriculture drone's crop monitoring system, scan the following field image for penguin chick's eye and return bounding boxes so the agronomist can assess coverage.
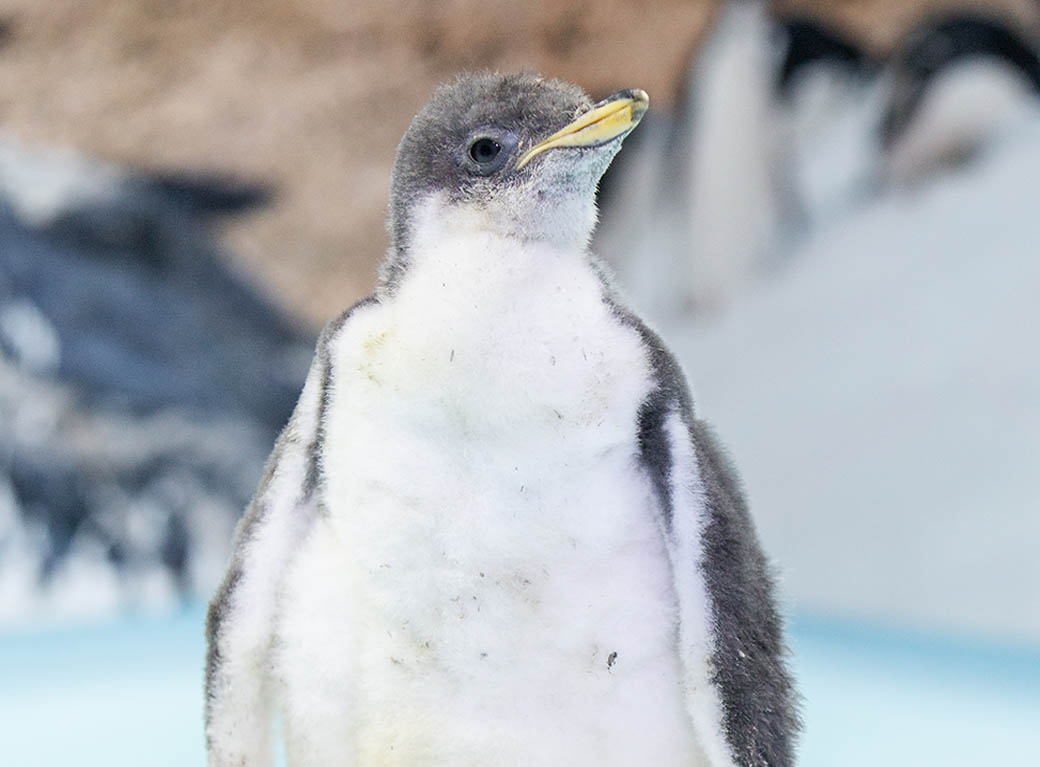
[469,138,502,164]
[461,132,516,175]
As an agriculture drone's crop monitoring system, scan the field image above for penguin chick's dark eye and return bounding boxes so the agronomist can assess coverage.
[461,132,515,175]
[469,138,502,164]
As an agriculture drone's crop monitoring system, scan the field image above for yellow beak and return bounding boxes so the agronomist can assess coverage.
[515,89,650,170]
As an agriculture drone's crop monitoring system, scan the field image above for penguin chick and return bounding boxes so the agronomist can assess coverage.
[205,71,798,767]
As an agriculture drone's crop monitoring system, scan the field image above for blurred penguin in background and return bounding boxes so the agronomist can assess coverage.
[774,15,880,228]
[596,1,874,324]
[880,11,1040,187]
[665,0,784,317]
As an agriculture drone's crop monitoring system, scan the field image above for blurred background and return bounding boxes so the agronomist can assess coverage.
[1,0,1038,764]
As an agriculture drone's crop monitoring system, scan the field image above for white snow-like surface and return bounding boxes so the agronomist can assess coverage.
[664,111,1040,642]
[1,609,1036,767]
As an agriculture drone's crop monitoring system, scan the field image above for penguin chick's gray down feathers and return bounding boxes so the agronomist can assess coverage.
[205,71,798,767]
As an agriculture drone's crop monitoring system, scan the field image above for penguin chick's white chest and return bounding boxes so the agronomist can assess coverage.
[275,206,703,765]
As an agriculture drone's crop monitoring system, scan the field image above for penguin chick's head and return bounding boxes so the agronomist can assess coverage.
[385,72,648,278]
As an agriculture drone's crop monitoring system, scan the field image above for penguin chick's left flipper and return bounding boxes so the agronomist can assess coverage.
[204,299,373,767]
[635,337,799,767]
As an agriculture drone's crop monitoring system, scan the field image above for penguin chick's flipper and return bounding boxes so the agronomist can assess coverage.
[204,297,375,767]
[633,327,800,767]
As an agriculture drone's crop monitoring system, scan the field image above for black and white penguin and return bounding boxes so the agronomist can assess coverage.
[773,14,881,226]
[596,2,875,321]
[880,12,1040,185]
[205,72,798,766]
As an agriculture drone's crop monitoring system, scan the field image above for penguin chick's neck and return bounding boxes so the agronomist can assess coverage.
[383,189,601,292]
[385,192,604,310]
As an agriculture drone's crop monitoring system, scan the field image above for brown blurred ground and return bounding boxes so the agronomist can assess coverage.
[0,0,1036,325]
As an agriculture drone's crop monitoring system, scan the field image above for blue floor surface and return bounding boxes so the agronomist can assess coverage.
[1,609,1037,765]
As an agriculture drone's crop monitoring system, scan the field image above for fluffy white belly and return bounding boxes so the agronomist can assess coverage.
[278,425,700,766]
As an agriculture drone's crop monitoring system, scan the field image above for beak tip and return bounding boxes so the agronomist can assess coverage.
[615,88,649,123]
[615,88,649,107]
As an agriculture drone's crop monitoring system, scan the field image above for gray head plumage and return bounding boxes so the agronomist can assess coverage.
[381,72,648,290]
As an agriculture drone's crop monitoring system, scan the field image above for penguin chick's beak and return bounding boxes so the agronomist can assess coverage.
[515,89,650,169]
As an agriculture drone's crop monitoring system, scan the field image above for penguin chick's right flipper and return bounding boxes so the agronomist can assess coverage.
[632,324,799,767]
[204,298,374,767]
